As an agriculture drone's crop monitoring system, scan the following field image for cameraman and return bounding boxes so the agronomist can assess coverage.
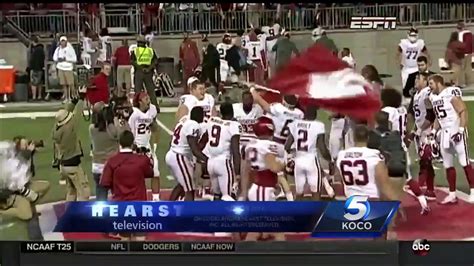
[52,86,91,201]
[89,101,129,201]
[0,141,49,223]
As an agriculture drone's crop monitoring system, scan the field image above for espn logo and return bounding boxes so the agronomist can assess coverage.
[412,239,431,256]
[350,17,397,30]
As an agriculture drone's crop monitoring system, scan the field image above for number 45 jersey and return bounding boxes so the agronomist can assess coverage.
[336,147,385,199]
[269,103,304,144]
[429,87,461,132]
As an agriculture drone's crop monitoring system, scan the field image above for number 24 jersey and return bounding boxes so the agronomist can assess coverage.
[128,105,158,148]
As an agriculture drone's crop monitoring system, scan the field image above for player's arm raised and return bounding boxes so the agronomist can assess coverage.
[249,86,271,113]
[374,161,398,201]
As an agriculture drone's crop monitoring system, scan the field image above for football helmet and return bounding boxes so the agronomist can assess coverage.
[407,27,419,43]
[253,116,275,137]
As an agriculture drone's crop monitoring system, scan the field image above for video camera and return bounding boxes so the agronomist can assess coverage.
[103,96,132,122]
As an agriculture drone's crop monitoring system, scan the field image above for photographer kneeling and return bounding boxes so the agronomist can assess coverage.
[89,101,130,201]
[0,141,50,223]
[52,86,91,201]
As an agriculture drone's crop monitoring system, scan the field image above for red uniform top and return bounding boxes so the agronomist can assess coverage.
[100,149,154,201]
[459,30,473,54]
[87,72,110,105]
[114,46,132,66]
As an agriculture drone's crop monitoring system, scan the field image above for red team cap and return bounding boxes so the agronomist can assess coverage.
[253,116,275,137]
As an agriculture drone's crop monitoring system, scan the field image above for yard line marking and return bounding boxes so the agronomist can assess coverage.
[437,187,472,204]
[155,118,173,135]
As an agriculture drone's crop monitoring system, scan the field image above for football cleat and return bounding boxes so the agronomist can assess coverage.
[439,194,458,205]
[424,190,436,201]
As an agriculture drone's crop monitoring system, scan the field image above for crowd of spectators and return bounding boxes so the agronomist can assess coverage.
[2,3,472,37]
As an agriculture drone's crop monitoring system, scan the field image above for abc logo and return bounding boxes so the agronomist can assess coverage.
[412,239,431,256]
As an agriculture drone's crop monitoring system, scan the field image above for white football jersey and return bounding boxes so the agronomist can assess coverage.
[446,86,462,98]
[245,139,284,171]
[269,103,304,144]
[81,37,94,54]
[233,103,264,143]
[205,116,241,158]
[399,39,426,68]
[179,94,200,113]
[216,42,232,60]
[289,119,325,157]
[98,35,111,61]
[128,105,158,148]
[381,106,401,132]
[170,116,201,155]
[336,147,385,199]
[197,93,215,122]
[413,87,431,129]
[246,37,264,61]
[429,88,460,130]
[262,23,281,53]
[397,106,408,140]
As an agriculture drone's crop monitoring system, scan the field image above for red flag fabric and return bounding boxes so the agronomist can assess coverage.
[266,44,381,120]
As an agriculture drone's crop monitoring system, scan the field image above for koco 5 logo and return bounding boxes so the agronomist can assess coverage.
[342,195,372,231]
[412,239,431,256]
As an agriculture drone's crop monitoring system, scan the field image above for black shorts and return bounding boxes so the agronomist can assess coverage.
[30,70,43,86]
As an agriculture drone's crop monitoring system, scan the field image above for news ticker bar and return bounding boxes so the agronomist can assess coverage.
[20,241,394,255]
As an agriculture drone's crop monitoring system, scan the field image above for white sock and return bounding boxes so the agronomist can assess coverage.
[417,195,428,208]
[286,192,294,201]
[470,188,474,195]
[449,191,456,198]
[152,193,160,201]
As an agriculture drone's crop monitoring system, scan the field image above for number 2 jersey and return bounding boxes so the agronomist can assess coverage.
[289,119,325,157]
[204,116,241,159]
[128,104,158,148]
[269,103,304,144]
[245,139,285,187]
[169,115,201,156]
[336,147,384,198]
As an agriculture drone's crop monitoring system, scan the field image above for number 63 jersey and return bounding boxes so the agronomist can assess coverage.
[336,147,385,199]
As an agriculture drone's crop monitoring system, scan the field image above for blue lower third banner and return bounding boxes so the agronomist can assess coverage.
[54,198,399,238]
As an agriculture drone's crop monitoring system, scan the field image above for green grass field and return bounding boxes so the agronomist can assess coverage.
[1,101,474,239]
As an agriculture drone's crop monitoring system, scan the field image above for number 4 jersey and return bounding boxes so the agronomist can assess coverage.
[128,104,158,148]
[269,103,304,144]
[336,147,385,199]
[170,116,201,156]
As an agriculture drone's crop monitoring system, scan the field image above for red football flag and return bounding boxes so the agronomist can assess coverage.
[265,44,381,120]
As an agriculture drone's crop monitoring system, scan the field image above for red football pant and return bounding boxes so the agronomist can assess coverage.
[248,60,265,86]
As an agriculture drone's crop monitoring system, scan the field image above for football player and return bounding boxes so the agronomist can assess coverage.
[261,19,281,77]
[128,92,161,201]
[246,28,267,85]
[206,103,241,200]
[336,125,399,238]
[397,27,430,89]
[175,77,207,121]
[428,75,474,204]
[240,116,286,241]
[251,87,304,201]
[216,33,233,85]
[165,106,208,201]
[233,90,264,155]
[406,72,436,199]
[380,88,428,210]
[285,105,334,200]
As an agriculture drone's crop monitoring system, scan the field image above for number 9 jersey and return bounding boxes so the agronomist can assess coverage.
[336,147,385,199]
